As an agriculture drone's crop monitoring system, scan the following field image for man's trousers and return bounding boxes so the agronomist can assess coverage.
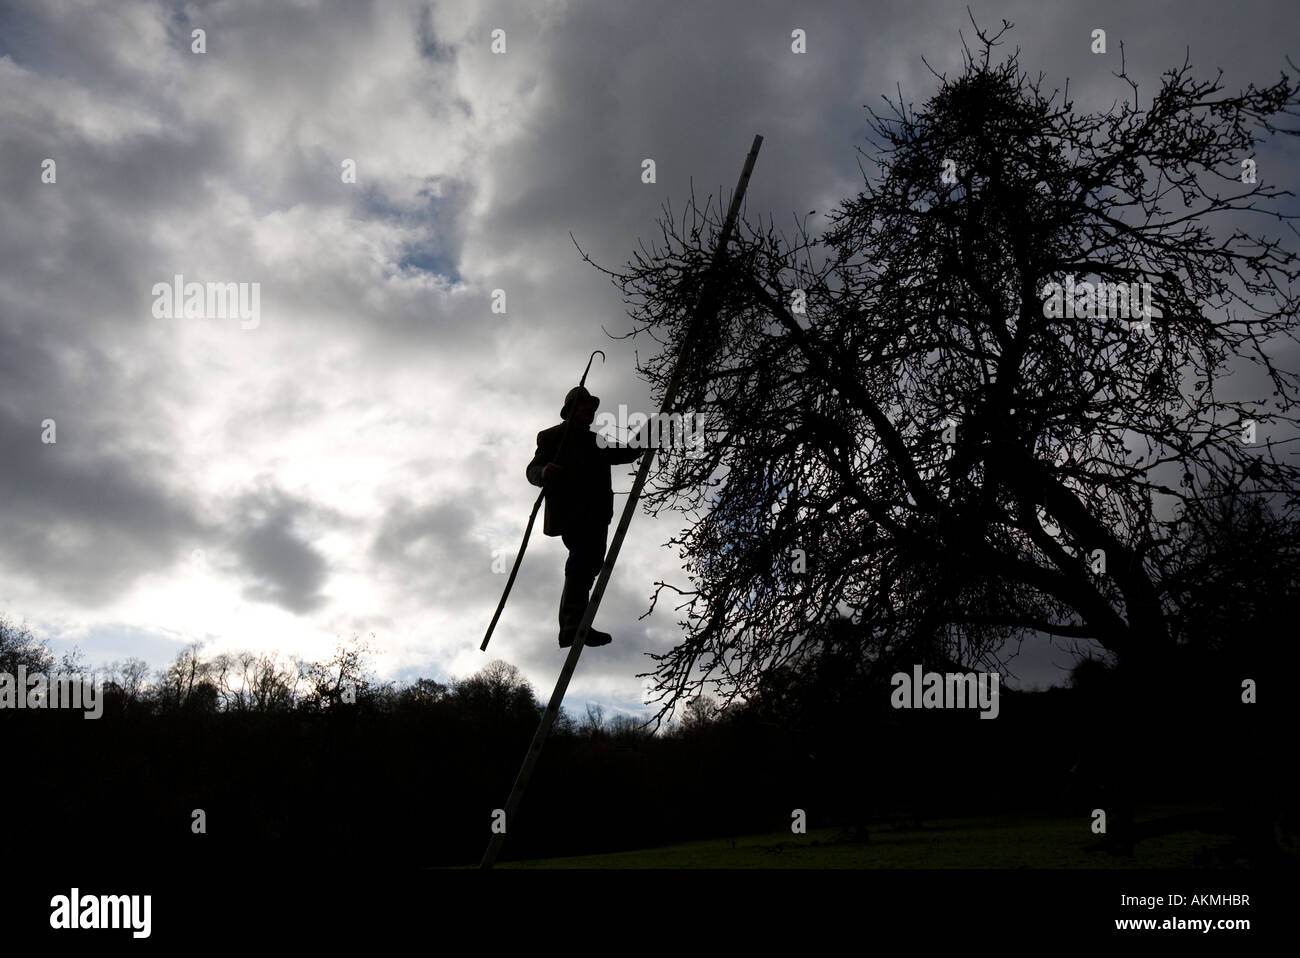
[559,523,608,632]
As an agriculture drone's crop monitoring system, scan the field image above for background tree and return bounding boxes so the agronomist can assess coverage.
[448,658,541,733]
[214,650,298,712]
[99,656,151,716]
[1161,479,1300,665]
[580,702,608,737]
[397,676,449,711]
[677,693,720,733]
[296,634,381,711]
[155,640,217,712]
[0,614,54,674]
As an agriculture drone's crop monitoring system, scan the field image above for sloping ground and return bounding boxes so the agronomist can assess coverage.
[493,805,1293,869]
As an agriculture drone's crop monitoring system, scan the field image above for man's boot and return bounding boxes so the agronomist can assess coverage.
[557,577,612,648]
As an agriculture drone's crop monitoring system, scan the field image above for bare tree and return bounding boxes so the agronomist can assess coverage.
[155,641,215,711]
[296,635,380,711]
[119,657,150,703]
[448,659,541,730]
[100,656,151,712]
[581,702,607,736]
[593,22,1300,719]
[214,650,298,712]
[0,614,54,674]
[399,677,449,709]
[679,694,719,732]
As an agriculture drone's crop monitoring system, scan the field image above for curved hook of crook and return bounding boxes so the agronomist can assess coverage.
[579,349,605,387]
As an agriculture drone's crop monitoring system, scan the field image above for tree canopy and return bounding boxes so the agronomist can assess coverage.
[602,23,1300,717]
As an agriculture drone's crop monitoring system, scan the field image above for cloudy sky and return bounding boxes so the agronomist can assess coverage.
[1,0,1296,718]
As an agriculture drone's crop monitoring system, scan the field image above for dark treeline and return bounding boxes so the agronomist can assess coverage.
[1,614,1290,866]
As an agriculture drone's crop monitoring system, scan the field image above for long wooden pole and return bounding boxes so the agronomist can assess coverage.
[479,135,763,868]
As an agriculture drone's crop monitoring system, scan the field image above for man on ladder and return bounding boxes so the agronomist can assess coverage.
[526,384,644,649]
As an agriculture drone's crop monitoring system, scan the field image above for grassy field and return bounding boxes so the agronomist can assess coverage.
[493,805,1267,868]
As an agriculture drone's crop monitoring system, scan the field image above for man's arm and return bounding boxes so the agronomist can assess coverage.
[526,432,552,487]
[599,442,646,465]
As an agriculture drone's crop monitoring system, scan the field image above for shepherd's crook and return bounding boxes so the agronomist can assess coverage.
[480,350,605,652]
[580,349,604,386]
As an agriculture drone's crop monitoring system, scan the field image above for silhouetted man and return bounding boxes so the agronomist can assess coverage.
[527,386,643,648]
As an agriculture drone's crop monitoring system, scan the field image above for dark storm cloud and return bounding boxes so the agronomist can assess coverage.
[0,403,205,605]
[235,520,329,613]
[370,497,501,606]
[417,3,460,65]
[229,487,333,614]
